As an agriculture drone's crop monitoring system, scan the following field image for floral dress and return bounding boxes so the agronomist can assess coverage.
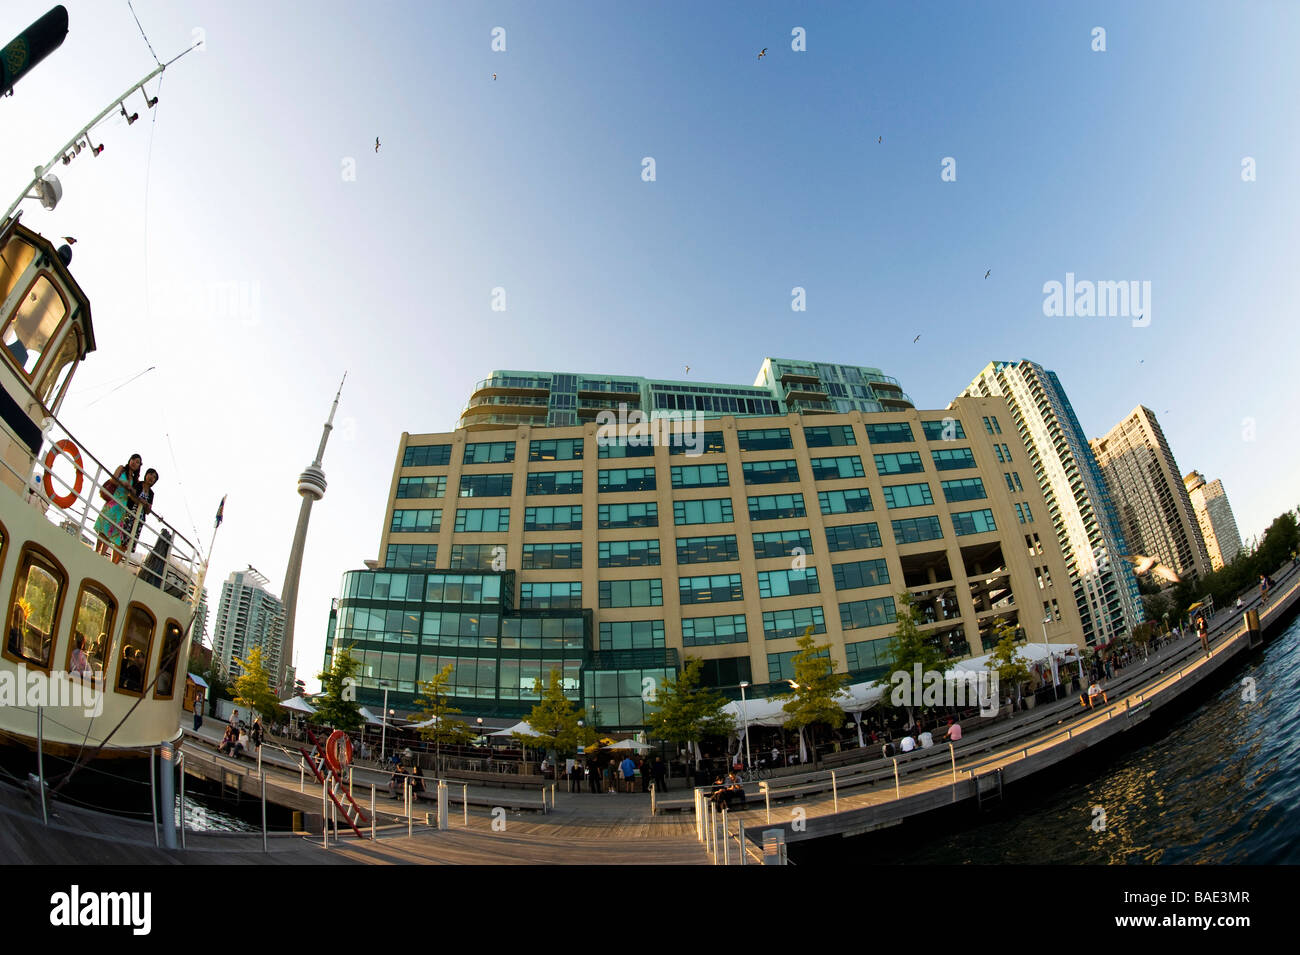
[94,466,134,550]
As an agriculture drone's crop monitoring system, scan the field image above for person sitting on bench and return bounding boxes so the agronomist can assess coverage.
[1083,682,1108,708]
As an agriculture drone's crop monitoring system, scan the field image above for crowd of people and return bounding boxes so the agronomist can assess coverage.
[92,452,160,565]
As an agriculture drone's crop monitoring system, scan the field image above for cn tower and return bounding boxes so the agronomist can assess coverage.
[278,374,345,693]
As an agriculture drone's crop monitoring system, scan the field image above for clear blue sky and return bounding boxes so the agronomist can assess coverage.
[4,1,1296,688]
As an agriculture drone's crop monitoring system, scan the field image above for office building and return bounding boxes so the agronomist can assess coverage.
[1183,471,1244,571]
[212,567,286,683]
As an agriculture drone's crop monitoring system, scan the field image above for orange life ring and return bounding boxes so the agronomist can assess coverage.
[42,439,84,508]
[324,730,353,776]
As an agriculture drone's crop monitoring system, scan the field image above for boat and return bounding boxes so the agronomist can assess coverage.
[0,50,206,801]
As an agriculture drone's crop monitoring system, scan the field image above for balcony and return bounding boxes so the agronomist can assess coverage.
[577,380,641,397]
[461,394,551,416]
[778,368,821,386]
[457,412,548,432]
[470,375,551,398]
[786,399,836,415]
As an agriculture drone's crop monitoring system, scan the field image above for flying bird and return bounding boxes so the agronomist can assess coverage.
[878,136,883,144]
[375,137,381,153]
[913,335,921,343]
[757,48,767,60]
[984,269,991,279]
[685,365,690,374]
[493,73,497,80]
[61,236,76,245]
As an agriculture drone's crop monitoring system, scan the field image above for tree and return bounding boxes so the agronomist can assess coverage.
[312,646,363,733]
[777,628,847,765]
[231,646,281,724]
[644,657,736,767]
[516,669,595,767]
[986,620,1031,708]
[874,592,954,723]
[410,663,474,770]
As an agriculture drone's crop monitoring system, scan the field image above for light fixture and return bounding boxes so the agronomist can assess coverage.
[119,103,138,125]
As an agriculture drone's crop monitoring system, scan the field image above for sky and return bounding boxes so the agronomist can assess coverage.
[3,1,1297,691]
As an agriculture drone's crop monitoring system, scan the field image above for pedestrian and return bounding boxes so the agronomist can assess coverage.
[1260,574,1271,606]
[944,719,961,742]
[603,760,614,795]
[651,755,667,792]
[193,691,204,732]
[250,717,264,749]
[1197,615,1210,657]
[620,754,636,793]
[229,708,239,729]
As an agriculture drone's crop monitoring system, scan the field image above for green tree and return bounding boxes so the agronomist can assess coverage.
[777,628,847,765]
[231,646,282,723]
[410,663,474,770]
[986,620,1031,707]
[644,657,736,767]
[312,646,363,732]
[516,669,595,767]
[874,592,954,723]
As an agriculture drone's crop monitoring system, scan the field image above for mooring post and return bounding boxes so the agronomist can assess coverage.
[150,746,159,847]
[159,742,177,849]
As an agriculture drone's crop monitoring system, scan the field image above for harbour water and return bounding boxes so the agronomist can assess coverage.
[793,611,1300,865]
[178,793,261,833]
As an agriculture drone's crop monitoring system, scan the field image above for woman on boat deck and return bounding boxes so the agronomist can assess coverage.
[94,453,142,564]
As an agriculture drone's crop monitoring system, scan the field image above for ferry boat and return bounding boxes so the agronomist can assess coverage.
[0,64,207,797]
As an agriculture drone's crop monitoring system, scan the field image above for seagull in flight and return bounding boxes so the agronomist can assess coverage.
[61,236,76,245]
[375,137,381,153]
[878,136,883,144]
[913,334,921,343]
[685,365,690,374]
[493,73,497,80]
[757,48,767,60]
[984,269,991,279]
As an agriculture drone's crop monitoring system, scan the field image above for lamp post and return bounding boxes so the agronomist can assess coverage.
[379,682,390,761]
[738,682,752,771]
[1041,616,1057,700]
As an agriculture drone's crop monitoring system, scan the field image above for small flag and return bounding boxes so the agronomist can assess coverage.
[215,495,226,528]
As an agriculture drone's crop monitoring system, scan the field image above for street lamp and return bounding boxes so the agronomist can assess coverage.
[738,682,752,772]
[379,681,390,761]
[1041,616,1057,700]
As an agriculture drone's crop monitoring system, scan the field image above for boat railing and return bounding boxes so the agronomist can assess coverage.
[0,410,205,604]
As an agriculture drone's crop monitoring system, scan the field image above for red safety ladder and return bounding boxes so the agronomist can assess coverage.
[300,729,370,839]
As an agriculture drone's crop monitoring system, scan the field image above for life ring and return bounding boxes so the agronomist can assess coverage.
[324,730,353,776]
[42,439,83,508]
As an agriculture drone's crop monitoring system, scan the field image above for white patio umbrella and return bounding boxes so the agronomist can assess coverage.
[279,696,316,713]
[491,720,540,737]
[605,738,652,751]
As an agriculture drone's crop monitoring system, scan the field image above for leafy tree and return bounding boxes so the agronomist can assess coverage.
[777,628,847,765]
[1130,620,1157,658]
[986,620,1031,706]
[410,662,474,770]
[312,646,363,732]
[516,669,595,767]
[231,646,281,723]
[874,593,954,723]
[644,657,736,767]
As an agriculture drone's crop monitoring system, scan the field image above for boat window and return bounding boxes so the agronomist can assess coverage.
[0,237,36,310]
[5,545,66,669]
[153,619,184,699]
[116,604,155,695]
[1,273,68,378]
[37,325,81,410]
[68,581,115,677]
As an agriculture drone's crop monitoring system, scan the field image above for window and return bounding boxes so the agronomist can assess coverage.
[839,596,897,631]
[2,274,67,378]
[396,476,446,498]
[676,535,739,564]
[1011,472,1024,491]
[1000,444,1012,461]
[1004,473,1016,492]
[116,603,155,693]
[464,441,515,464]
[522,542,582,569]
[599,620,665,650]
[598,467,657,492]
[668,431,725,455]
[845,639,892,673]
[768,647,828,683]
[751,529,813,560]
[882,483,933,509]
[803,425,856,447]
[873,452,924,475]
[671,463,729,488]
[402,444,452,468]
[390,508,441,533]
[681,614,748,647]
[524,505,582,531]
[597,439,655,459]
[1022,503,1034,523]
[982,417,994,435]
[447,543,501,570]
[865,422,914,444]
[599,539,662,567]
[459,473,513,498]
[519,581,582,609]
[599,578,663,608]
[994,444,1006,463]
[425,573,501,604]
[991,416,1002,434]
[737,428,792,451]
[529,438,584,461]
[832,558,890,591]
[747,494,806,521]
[932,448,976,471]
[679,574,743,604]
[762,607,825,640]
[67,580,114,676]
[810,456,866,480]
[387,543,438,569]
[941,478,987,503]
[952,509,997,535]
[891,516,944,544]
[454,508,510,533]
[742,460,800,484]
[6,546,66,669]
[599,502,658,528]
[921,419,966,441]
[825,522,883,552]
[674,498,734,525]
[757,567,819,598]
[153,619,185,699]
[818,488,873,514]
[526,470,583,495]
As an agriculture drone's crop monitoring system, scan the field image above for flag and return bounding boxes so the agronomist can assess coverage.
[214,495,226,529]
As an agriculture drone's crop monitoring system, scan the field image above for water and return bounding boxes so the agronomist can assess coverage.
[795,613,1300,865]
[177,792,260,833]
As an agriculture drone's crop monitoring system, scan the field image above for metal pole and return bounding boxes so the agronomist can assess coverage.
[36,706,48,825]
[650,782,656,815]
[322,777,329,849]
[738,820,746,866]
[462,783,468,826]
[370,783,376,840]
[349,765,353,799]
[407,778,412,838]
[722,805,730,865]
[831,770,838,813]
[300,758,304,792]
[149,746,159,846]
[380,685,389,761]
[159,742,177,849]
[740,682,752,771]
[765,784,771,823]
[179,752,186,849]
[949,743,957,784]
[893,758,900,800]
[261,769,267,853]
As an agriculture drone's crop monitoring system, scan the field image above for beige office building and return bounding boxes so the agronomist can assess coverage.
[326,373,1083,729]
[1091,406,1210,582]
[1183,471,1243,571]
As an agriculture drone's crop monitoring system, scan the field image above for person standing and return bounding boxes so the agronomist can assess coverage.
[250,717,264,750]
[127,468,160,554]
[94,453,142,564]
[1197,615,1210,657]
[620,754,636,793]
[652,756,668,792]
[1260,574,1271,606]
[193,690,204,731]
